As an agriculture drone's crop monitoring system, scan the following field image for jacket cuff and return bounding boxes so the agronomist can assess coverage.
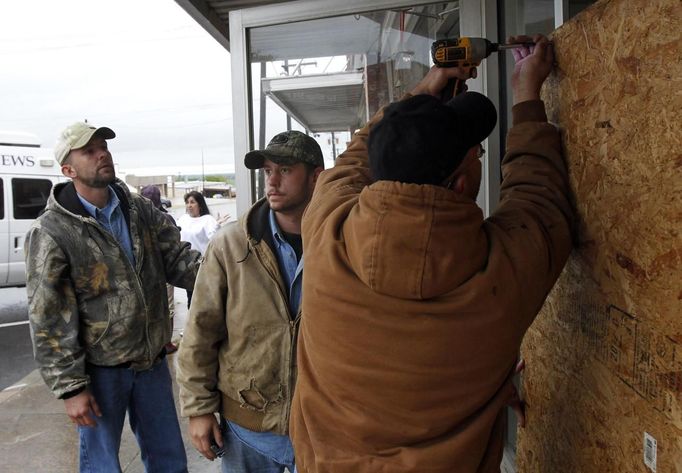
[60,386,86,400]
[512,100,547,125]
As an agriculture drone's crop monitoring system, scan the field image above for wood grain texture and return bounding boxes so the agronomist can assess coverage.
[517,0,682,471]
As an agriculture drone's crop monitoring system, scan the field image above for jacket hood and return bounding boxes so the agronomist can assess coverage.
[241,197,270,242]
[47,178,133,218]
[343,180,488,300]
[235,197,279,262]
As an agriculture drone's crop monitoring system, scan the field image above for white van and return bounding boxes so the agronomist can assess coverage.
[0,131,65,287]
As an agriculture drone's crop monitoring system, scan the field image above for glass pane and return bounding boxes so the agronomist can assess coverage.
[501,0,554,37]
[12,178,52,219]
[498,0,597,138]
[569,1,596,18]
[246,2,460,198]
[497,0,556,183]
[497,1,595,464]
[498,2,555,460]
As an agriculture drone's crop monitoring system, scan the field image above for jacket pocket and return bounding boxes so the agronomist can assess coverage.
[82,319,110,347]
[80,297,111,347]
[89,313,145,365]
[237,379,284,412]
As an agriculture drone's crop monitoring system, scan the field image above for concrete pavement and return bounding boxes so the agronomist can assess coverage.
[0,288,221,473]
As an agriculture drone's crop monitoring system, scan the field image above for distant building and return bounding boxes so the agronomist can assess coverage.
[125,174,235,199]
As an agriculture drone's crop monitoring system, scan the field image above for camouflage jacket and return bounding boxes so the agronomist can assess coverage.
[25,179,200,399]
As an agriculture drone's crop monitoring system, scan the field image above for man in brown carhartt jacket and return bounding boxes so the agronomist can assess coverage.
[291,35,574,472]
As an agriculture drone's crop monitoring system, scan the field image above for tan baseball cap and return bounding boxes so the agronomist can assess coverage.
[54,122,116,165]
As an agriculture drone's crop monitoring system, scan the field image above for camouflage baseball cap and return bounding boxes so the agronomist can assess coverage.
[55,122,116,165]
[244,130,324,169]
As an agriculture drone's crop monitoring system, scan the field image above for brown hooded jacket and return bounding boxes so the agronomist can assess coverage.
[290,98,574,472]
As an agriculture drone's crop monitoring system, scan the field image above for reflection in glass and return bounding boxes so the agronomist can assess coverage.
[246,3,460,198]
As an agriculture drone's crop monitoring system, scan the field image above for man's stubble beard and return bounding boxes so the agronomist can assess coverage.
[84,170,116,189]
[268,188,313,215]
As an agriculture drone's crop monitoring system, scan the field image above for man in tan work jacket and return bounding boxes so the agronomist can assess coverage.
[177,131,324,472]
[290,34,575,473]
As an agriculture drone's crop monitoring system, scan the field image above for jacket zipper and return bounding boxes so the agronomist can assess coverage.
[285,312,301,429]
[251,241,292,321]
[82,216,152,364]
[251,240,297,431]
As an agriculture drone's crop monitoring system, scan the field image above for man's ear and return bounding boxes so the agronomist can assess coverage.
[452,174,467,195]
[61,163,77,179]
[311,166,323,184]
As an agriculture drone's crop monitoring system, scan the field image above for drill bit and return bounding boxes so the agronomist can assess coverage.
[495,42,536,51]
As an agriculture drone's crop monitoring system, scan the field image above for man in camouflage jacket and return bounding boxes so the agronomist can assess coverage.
[25,122,200,473]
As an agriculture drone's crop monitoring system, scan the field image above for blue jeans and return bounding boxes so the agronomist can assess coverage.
[221,420,295,473]
[78,359,187,473]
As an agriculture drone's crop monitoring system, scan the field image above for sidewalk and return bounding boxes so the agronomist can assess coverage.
[0,288,221,473]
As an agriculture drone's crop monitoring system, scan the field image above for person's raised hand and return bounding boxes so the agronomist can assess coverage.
[410,65,477,99]
[509,34,554,104]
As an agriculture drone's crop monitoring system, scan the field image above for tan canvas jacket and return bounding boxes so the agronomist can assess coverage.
[290,98,575,473]
[177,198,299,435]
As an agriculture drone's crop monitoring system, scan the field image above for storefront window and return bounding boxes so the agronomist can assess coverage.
[498,0,555,150]
[501,0,554,37]
[246,2,460,198]
[498,0,597,165]
[569,1,595,17]
[497,1,596,466]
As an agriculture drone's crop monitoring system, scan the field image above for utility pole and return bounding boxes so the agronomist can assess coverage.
[331,131,337,160]
[284,59,292,131]
[201,148,205,192]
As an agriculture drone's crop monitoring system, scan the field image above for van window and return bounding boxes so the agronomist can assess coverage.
[0,178,4,219]
[12,178,52,219]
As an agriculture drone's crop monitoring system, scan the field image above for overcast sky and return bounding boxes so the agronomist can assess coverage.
[0,0,234,176]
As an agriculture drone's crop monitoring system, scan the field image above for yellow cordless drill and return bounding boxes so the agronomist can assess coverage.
[431,37,532,99]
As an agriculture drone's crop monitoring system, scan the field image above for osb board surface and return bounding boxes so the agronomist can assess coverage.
[517,0,682,472]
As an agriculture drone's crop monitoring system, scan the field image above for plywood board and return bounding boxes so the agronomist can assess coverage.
[517,0,682,472]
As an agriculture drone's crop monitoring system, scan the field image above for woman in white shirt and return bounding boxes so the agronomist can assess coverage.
[177,191,219,307]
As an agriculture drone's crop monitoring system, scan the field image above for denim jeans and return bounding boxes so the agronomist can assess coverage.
[220,420,295,473]
[78,359,187,473]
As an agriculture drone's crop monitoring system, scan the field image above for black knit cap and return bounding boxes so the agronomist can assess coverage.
[368,92,497,185]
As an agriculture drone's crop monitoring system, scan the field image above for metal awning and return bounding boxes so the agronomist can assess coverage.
[262,72,366,133]
[174,0,295,50]
[249,15,382,62]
